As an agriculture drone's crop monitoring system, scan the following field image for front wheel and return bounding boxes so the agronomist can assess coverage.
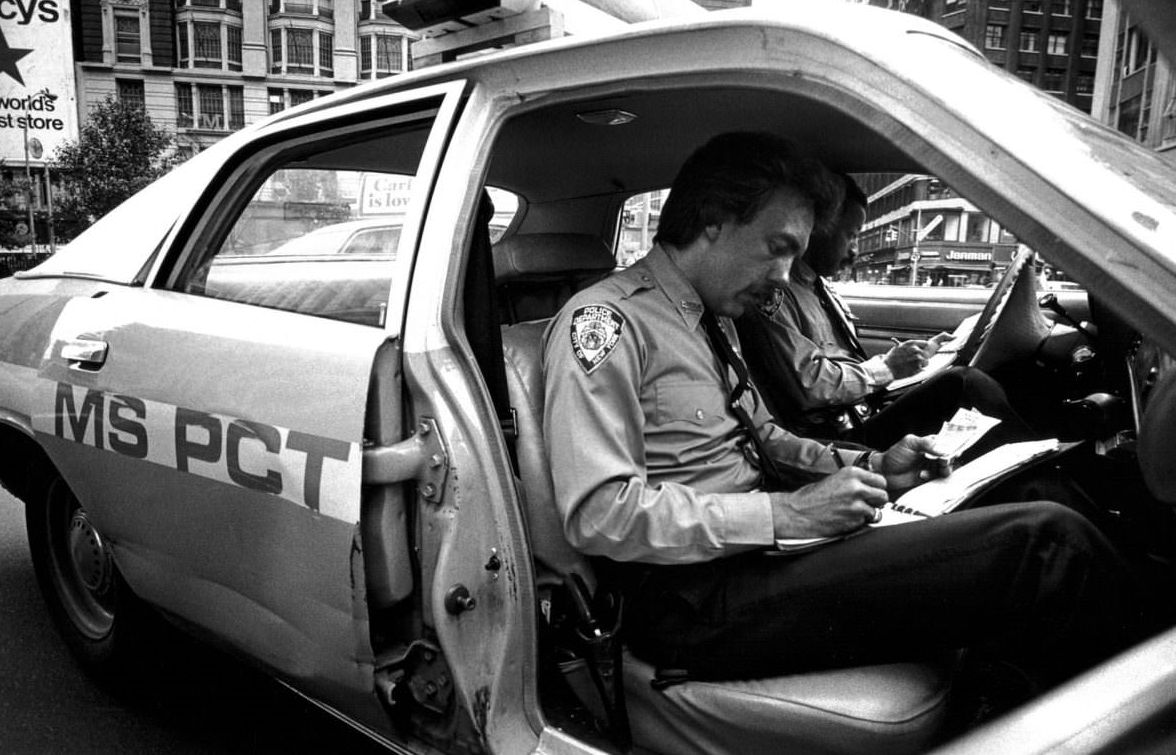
[26,471,142,676]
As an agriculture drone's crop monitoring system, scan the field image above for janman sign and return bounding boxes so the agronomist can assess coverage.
[0,0,77,165]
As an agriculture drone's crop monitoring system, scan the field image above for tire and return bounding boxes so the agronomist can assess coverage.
[25,471,143,678]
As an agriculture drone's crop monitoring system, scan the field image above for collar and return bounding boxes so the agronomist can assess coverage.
[791,257,820,287]
[638,244,707,330]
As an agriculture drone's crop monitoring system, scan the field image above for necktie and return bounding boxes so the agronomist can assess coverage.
[814,276,868,360]
[700,311,823,491]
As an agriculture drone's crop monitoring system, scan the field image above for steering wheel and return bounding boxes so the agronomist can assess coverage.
[955,248,1053,372]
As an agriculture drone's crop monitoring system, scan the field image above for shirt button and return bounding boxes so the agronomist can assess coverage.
[695,409,705,420]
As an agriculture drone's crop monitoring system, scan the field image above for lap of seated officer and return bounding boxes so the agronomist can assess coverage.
[541,132,1148,696]
[733,172,1034,455]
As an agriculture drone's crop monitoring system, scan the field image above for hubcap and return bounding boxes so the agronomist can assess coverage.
[46,481,116,640]
[68,510,113,594]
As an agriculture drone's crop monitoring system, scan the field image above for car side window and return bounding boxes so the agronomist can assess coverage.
[175,123,432,328]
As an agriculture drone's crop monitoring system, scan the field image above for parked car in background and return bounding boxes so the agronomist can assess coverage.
[2,5,1176,753]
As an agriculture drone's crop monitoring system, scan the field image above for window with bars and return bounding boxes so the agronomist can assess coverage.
[1020,31,1039,52]
[1076,73,1094,94]
[198,84,225,129]
[985,24,1006,50]
[319,32,333,75]
[228,87,244,130]
[1046,32,1068,55]
[228,26,242,71]
[115,11,141,63]
[288,28,314,73]
[269,88,285,114]
[271,28,283,72]
[194,22,222,68]
[117,79,145,109]
[176,83,194,128]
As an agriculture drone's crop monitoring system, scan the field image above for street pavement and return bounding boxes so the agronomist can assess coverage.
[0,488,389,754]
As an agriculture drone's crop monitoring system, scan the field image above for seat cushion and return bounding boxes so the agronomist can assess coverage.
[625,650,955,755]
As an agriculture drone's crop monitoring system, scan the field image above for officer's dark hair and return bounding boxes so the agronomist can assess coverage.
[840,172,868,212]
[654,132,842,248]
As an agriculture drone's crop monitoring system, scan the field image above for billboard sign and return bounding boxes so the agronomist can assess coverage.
[0,1,77,166]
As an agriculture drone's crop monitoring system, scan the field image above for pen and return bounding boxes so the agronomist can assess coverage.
[828,443,845,470]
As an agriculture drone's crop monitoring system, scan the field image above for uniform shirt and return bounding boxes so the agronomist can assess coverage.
[743,259,892,415]
[541,245,851,565]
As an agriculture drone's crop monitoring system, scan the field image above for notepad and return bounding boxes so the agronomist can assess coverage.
[773,439,1067,553]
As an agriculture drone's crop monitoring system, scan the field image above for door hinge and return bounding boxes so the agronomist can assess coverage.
[363,417,449,504]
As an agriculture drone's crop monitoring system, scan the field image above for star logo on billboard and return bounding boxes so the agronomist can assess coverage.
[0,28,34,87]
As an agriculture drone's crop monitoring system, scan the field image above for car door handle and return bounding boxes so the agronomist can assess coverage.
[61,338,109,370]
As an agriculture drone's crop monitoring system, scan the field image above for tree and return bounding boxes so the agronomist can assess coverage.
[52,96,182,241]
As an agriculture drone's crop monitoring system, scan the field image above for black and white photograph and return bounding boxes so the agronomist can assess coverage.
[2,1,1176,753]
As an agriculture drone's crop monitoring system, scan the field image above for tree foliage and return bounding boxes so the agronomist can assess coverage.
[52,96,181,241]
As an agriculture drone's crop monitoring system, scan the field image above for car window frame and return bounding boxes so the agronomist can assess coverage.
[148,80,467,339]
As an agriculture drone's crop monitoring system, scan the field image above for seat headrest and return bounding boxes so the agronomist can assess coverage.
[493,234,615,283]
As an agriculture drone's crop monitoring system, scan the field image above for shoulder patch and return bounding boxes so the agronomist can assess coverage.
[569,304,625,374]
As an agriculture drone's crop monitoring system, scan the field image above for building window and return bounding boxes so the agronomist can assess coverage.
[1019,31,1039,53]
[1052,0,1070,15]
[268,88,284,114]
[1046,32,1068,56]
[318,0,333,19]
[1016,66,1036,82]
[1123,27,1152,76]
[177,24,190,67]
[360,0,373,19]
[115,11,141,63]
[319,32,333,76]
[287,28,314,73]
[1161,97,1176,142]
[198,84,225,130]
[1043,68,1065,92]
[1023,0,1042,13]
[271,28,282,72]
[360,36,372,75]
[1080,33,1099,58]
[1086,0,1102,20]
[985,24,1006,50]
[194,22,222,68]
[290,89,314,106]
[227,25,242,71]
[228,86,244,130]
[944,0,965,11]
[116,79,145,109]
[1075,73,1094,95]
[377,35,403,74]
[1117,95,1141,138]
[176,83,194,128]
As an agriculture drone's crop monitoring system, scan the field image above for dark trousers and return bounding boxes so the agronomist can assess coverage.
[622,502,1144,687]
[847,366,1035,456]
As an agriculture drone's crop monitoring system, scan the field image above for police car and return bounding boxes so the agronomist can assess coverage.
[2,5,1176,754]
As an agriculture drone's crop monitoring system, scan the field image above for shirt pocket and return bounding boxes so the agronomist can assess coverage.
[654,381,727,426]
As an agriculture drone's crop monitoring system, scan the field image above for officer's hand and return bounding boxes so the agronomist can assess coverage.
[928,332,954,352]
[884,340,930,378]
[878,434,946,492]
[770,468,889,539]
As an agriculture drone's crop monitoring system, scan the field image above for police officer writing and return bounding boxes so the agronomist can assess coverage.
[542,132,1143,697]
[735,172,1033,451]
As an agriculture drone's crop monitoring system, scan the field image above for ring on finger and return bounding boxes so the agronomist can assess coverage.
[871,507,884,524]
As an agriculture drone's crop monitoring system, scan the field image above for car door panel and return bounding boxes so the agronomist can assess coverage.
[34,288,386,707]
